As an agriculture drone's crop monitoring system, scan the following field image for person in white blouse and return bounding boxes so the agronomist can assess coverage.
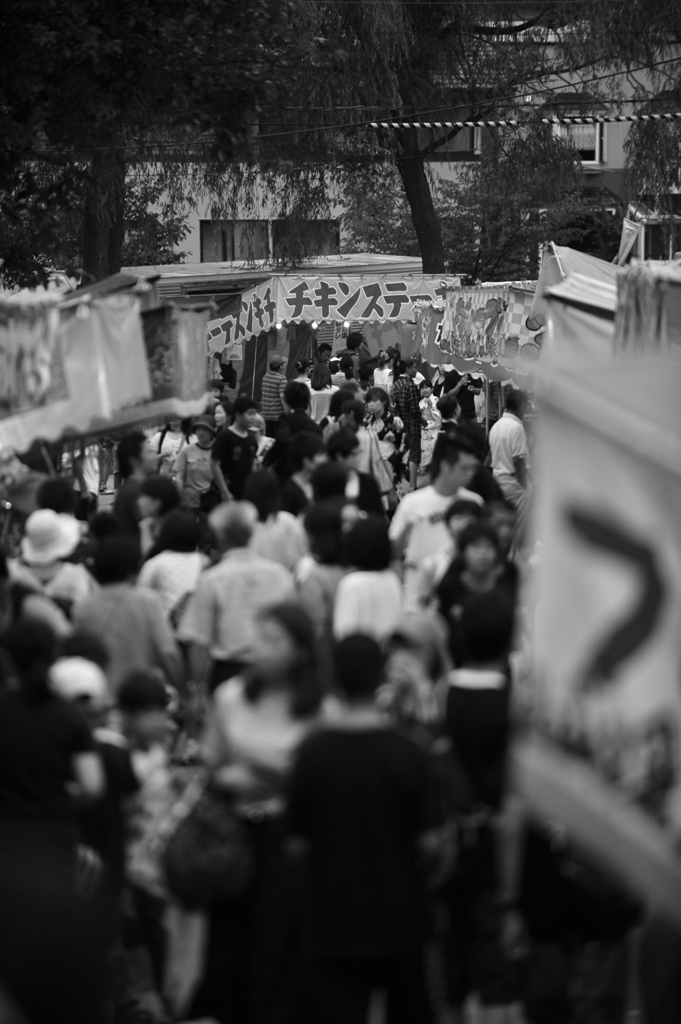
[334,517,402,642]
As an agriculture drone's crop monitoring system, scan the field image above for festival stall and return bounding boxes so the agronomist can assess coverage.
[517,260,681,926]
[0,284,211,454]
[205,269,462,411]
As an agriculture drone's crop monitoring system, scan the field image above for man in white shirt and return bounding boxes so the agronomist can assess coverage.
[389,434,482,593]
[489,390,531,535]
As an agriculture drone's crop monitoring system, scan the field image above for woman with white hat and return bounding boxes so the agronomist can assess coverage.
[9,508,98,618]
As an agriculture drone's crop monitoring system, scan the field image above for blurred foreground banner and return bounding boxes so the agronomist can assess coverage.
[0,298,209,453]
[523,348,681,924]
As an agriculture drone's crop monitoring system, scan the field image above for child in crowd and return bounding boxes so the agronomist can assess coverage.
[419,378,441,470]
[287,634,445,1024]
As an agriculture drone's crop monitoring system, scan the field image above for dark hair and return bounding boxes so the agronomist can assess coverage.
[317,343,332,356]
[245,603,323,718]
[419,378,433,391]
[287,432,325,473]
[153,509,200,553]
[399,359,417,374]
[457,521,501,559]
[37,476,77,515]
[365,387,391,412]
[94,538,141,583]
[445,498,485,525]
[334,634,383,699]
[60,631,109,670]
[140,475,182,516]
[209,378,224,390]
[303,501,344,564]
[329,387,356,420]
[340,400,365,427]
[326,428,359,461]
[117,432,146,481]
[310,363,332,391]
[295,358,311,375]
[343,516,391,571]
[345,332,363,352]
[339,354,355,379]
[430,432,477,480]
[1,620,56,700]
[243,470,279,522]
[284,381,311,412]
[233,396,258,416]
[88,511,123,542]
[505,389,528,414]
[118,670,169,713]
[358,363,374,383]
[460,592,515,662]
[311,461,349,502]
[437,392,460,420]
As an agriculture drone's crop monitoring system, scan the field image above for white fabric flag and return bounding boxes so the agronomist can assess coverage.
[522,349,681,925]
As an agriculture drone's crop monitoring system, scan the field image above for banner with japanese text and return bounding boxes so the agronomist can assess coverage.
[206,274,460,355]
[521,346,681,924]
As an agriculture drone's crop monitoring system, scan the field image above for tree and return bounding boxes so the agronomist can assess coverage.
[221,0,618,273]
[0,0,304,283]
[0,169,190,287]
[342,126,595,281]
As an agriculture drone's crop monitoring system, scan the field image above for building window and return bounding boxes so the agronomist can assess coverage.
[199,219,269,262]
[199,218,339,263]
[559,121,605,164]
[271,219,340,260]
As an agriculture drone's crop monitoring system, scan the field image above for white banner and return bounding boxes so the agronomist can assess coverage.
[206,274,460,355]
[526,350,681,920]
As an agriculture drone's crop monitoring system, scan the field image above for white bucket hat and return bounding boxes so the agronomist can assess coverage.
[49,657,110,708]
[21,509,81,566]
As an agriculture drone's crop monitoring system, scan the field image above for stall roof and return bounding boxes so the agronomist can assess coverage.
[545,273,618,321]
[122,253,426,301]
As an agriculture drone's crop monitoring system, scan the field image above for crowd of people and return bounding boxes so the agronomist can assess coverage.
[0,341,658,1024]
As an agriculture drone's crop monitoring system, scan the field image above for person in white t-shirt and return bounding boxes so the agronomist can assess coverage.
[334,518,402,642]
[389,434,482,592]
[489,390,531,539]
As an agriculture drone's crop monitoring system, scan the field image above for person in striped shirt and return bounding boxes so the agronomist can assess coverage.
[261,354,288,437]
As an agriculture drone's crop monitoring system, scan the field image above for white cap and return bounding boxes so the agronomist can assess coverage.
[49,657,110,708]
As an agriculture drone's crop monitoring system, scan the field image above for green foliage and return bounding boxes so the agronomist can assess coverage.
[342,127,596,281]
[0,0,304,280]
[0,169,190,286]
[120,175,190,268]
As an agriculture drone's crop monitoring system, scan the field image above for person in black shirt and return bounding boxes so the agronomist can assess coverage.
[436,521,517,666]
[287,634,443,1024]
[211,396,259,501]
[326,428,385,518]
[278,432,326,516]
[263,381,323,480]
[442,370,483,422]
[112,431,161,542]
[437,591,515,1014]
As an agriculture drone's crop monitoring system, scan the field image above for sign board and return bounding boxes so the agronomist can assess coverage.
[416,287,541,377]
[206,274,461,355]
